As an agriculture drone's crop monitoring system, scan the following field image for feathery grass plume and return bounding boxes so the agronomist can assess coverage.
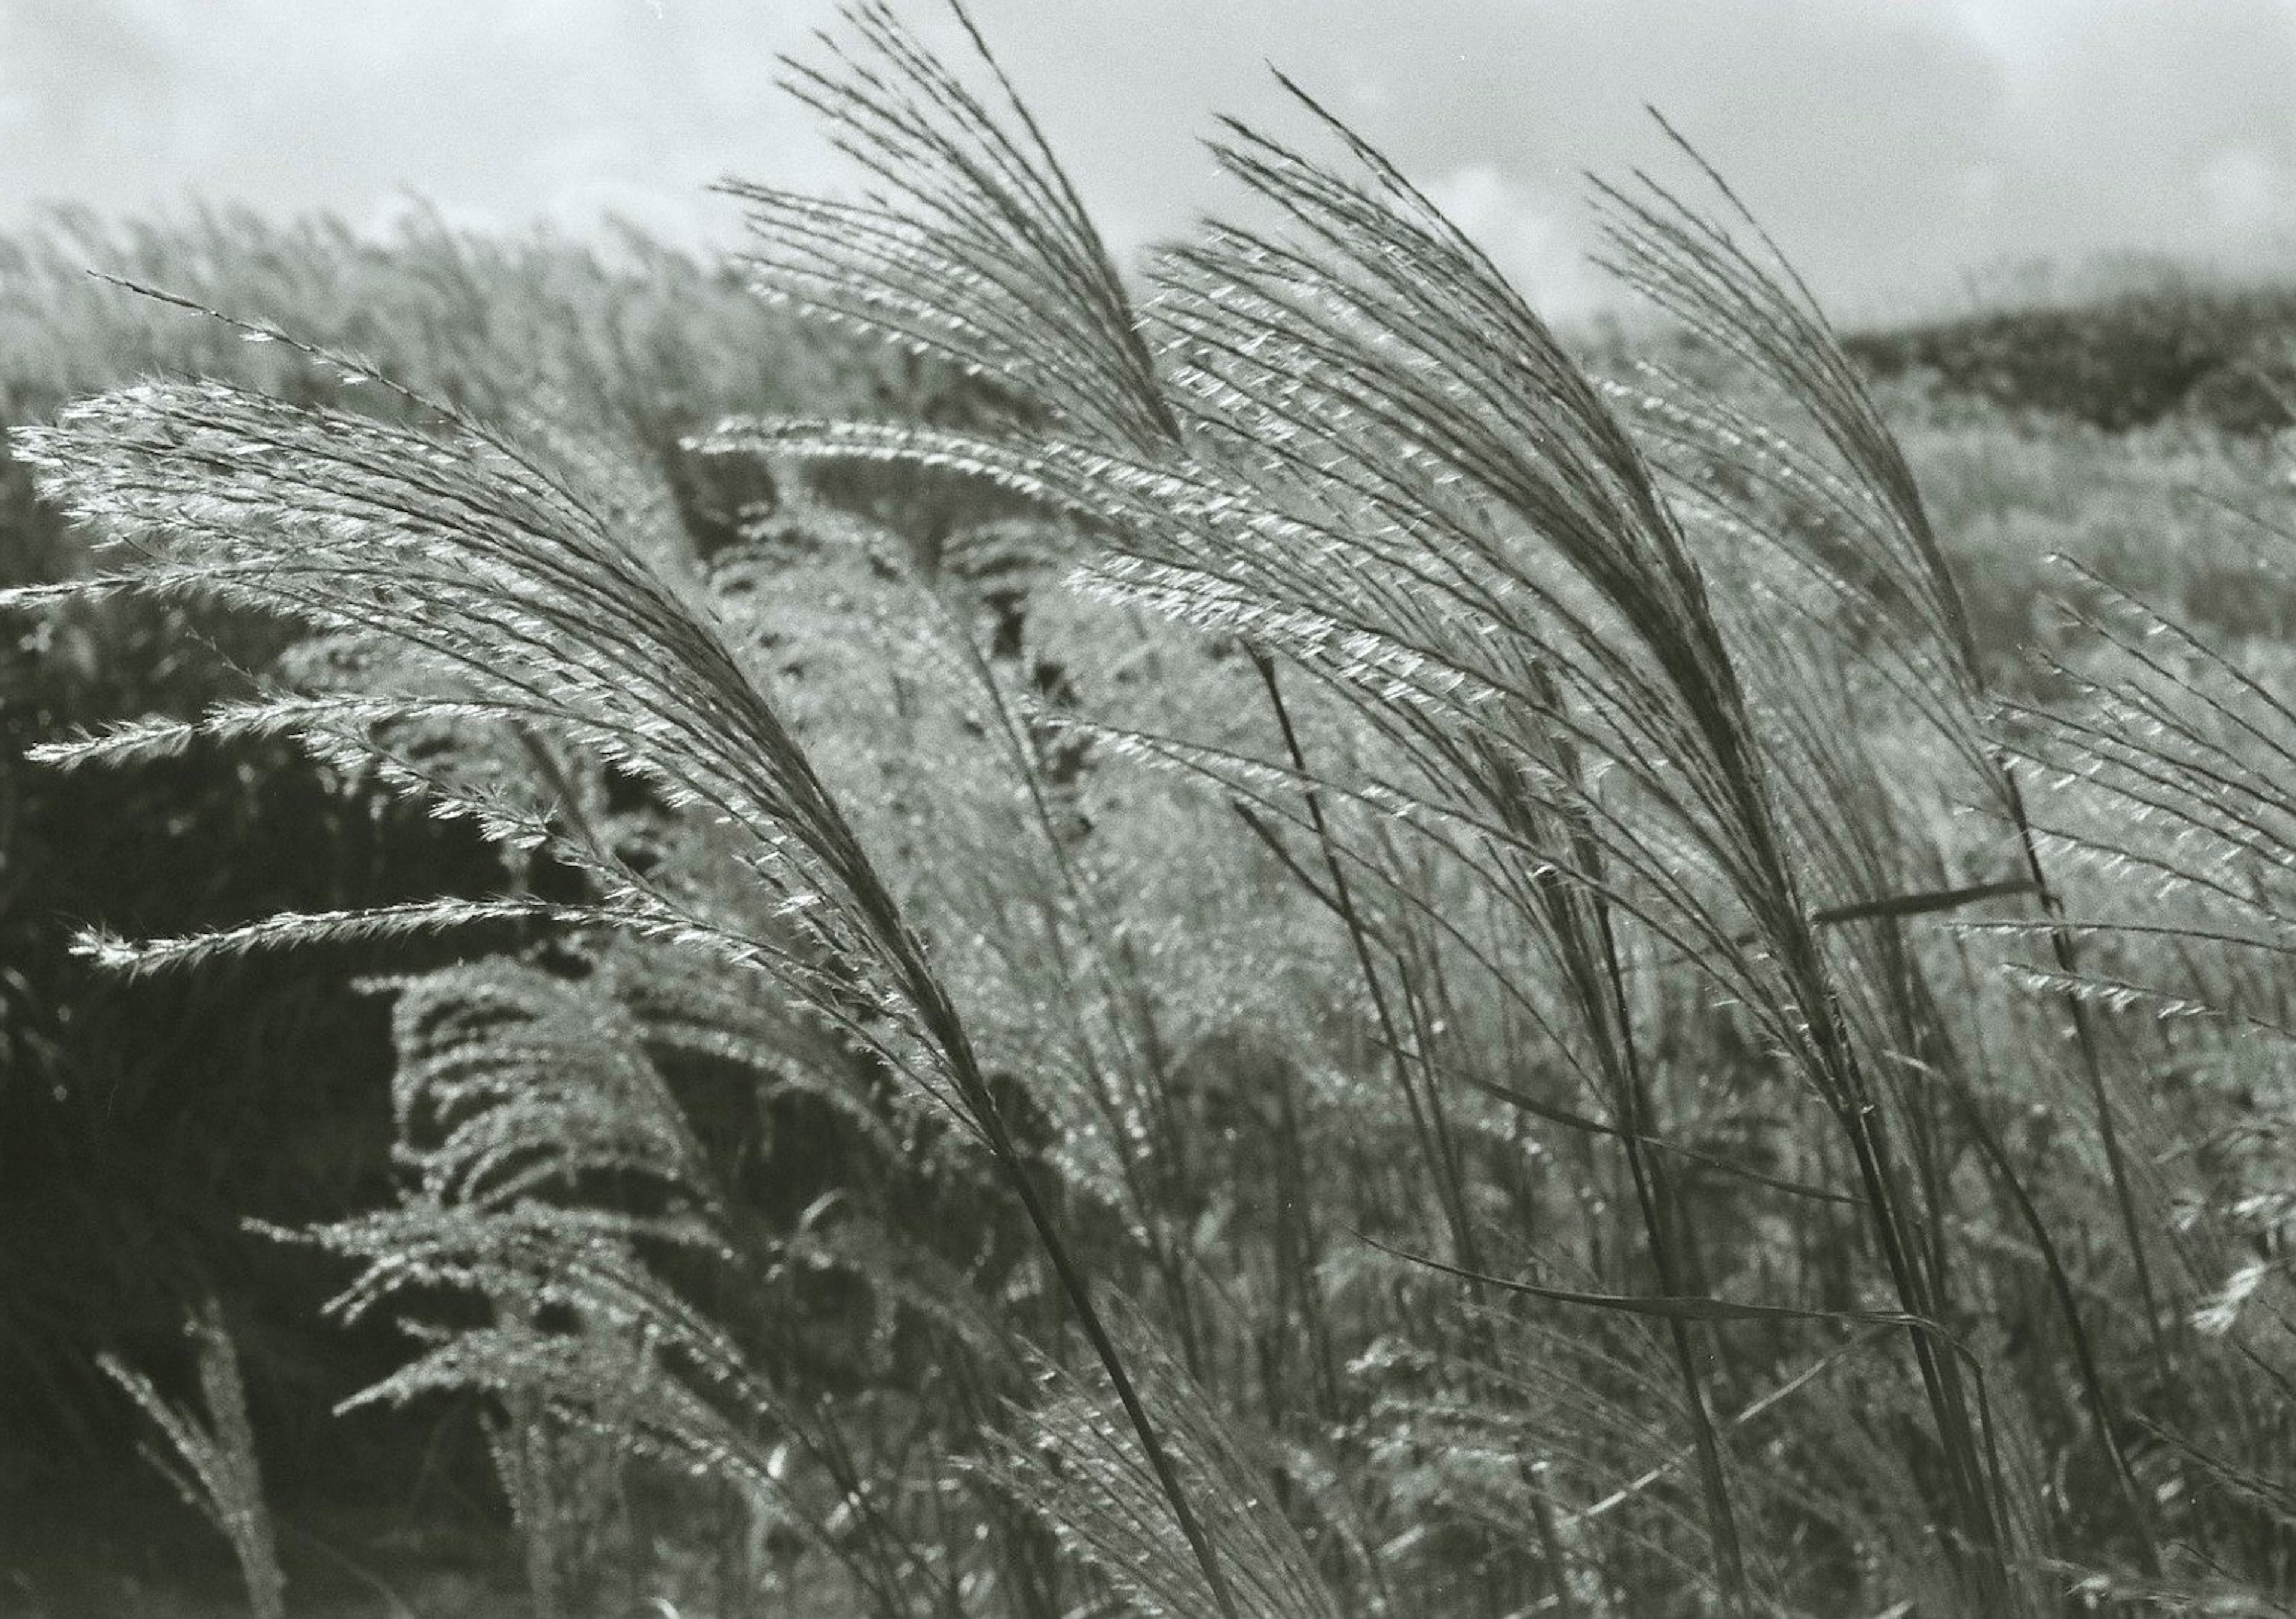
[705,487,1358,1401]
[720,0,1283,1394]
[719,23,1738,1600]
[16,365,901,1119]
[2002,558,2296,1005]
[732,56,2032,1608]
[374,957,716,1226]
[723,0,1177,456]
[1994,562,2296,1346]
[307,946,978,1607]
[311,1101,693,1618]
[1950,542,2296,1597]
[324,1215,891,1608]
[10,295,1239,1612]
[297,946,1007,1614]
[705,502,1129,1112]
[708,4,1773,1600]
[1596,138,2181,1547]
[1593,127,1983,695]
[987,1312,1342,1619]
[100,1297,286,1619]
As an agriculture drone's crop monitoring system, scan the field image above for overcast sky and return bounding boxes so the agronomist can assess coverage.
[4,0,2294,323]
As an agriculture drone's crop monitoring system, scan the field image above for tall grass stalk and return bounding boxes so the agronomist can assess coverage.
[8,310,1236,1616]
[100,1297,286,1619]
[720,3,1775,1602]
[1595,129,2178,1457]
[719,20,2037,1605]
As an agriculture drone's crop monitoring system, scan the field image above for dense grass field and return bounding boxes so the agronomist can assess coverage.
[5,8,2296,1616]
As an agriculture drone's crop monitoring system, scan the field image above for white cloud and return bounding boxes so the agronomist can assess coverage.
[2202,146,2288,240]
[0,0,842,248]
[1422,163,1606,323]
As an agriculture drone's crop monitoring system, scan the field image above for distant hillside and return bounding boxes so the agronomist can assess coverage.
[1843,285,2296,434]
